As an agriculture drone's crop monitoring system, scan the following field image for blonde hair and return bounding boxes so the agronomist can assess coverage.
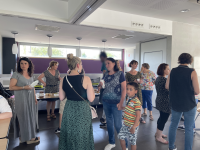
[67,53,81,70]
[47,61,59,70]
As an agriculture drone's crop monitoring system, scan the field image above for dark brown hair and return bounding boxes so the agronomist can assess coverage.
[157,63,168,76]
[142,63,150,69]
[129,60,138,67]
[17,57,34,77]
[106,57,119,72]
[127,82,139,91]
[178,53,193,64]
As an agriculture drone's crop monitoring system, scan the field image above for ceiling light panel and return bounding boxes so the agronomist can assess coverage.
[150,0,178,10]
[112,35,134,40]
[128,0,158,6]
[35,24,60,32]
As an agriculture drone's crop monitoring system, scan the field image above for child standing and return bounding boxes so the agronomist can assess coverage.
[118,82,141,150]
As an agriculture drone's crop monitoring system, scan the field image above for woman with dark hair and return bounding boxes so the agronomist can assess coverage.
[38,61,61,121]
[9,57,40,144]
[125,60,145,124]
[99,57,128,150]
[166,53,199,150]
[140,63,156,121]
[155,63,170,144]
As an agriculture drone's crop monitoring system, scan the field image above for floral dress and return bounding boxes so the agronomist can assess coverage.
[141,71,156,91]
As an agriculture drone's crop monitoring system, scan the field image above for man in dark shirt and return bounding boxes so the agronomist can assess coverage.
[99,51,107,128]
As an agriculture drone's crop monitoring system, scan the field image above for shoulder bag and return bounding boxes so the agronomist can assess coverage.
[65,76,98,119]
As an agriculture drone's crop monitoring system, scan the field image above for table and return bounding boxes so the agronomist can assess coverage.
[0,139,9,150]
[36,93,59,102]
[0,118,11,138]
[36,93,60,131]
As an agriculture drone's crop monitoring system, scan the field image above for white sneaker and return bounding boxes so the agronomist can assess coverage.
[104,144,116,150]
[126,148,128,150]
[168,148,177,150]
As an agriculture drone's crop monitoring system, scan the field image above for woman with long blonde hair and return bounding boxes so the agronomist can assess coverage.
[38,61,61,121]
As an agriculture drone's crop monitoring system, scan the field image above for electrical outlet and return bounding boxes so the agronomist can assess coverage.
[149,24,161,30]
[131,22,144,28]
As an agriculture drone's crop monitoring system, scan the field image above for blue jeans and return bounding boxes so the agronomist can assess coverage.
[169,107,196,150]
[103,101,128,148]
[142,90,153,111]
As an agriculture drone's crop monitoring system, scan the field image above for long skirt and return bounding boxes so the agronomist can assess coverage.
[58,100,94,150]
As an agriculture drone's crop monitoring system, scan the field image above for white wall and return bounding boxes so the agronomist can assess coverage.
[81,8,172,35]
[0,34,2,74]
[171,22,200,69]
[124,47,135,72]
[134,43,140,71]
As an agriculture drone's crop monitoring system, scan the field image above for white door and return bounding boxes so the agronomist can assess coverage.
[143,51,163,107]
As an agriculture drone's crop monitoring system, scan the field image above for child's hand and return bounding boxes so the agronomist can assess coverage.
[130,127,136,134]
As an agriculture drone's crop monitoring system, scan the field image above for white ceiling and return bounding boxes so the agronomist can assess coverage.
[101,0,200,26]
[0,15,165,48]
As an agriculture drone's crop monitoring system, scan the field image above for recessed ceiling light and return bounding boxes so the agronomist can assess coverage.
[180,9,190,13]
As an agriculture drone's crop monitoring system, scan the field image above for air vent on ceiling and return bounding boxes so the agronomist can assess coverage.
[112,35,134,40]
[189,0,200,4]
[35,24,60,32]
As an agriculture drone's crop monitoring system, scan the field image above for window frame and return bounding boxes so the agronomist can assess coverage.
[18,42,123,60]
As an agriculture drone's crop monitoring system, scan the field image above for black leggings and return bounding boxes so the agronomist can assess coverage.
[157,111,170,131]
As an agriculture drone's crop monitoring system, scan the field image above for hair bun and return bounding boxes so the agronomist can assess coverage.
[67,54,73,60]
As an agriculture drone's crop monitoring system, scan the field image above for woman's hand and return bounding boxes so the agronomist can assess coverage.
[43,82,46,87]
[24,85,33,90]
[117,103,123,110]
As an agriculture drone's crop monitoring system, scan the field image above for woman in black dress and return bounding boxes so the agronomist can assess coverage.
[155,63,170,144]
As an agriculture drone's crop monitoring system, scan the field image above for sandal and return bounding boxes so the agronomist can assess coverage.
[149,115,154,121]
[155,137,168,144]
[141,113,147,117]
[140,117,146,124]
[47,115,51,122]
[27,137,40,144]
[51,113,56,119]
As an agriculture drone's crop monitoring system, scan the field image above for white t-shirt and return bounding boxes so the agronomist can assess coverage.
[0,95,12,113]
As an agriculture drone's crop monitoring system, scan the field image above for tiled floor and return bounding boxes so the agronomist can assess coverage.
[7,107,200,150]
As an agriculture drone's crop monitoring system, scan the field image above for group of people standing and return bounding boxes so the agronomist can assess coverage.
[6,51,199,150]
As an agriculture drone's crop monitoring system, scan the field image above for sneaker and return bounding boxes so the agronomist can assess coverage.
[100,118,106,124]
[104,144,116,150]
[55,127,60,133]
[126,148,128,150]
[177,125,185,130]
[100,123,107,128]
[168,146,177,150]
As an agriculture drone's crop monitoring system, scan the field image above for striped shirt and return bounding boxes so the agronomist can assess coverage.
[124,96,141,127]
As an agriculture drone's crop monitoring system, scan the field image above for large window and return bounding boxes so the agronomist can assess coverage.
[20,45,48,57]
[52,48,76,58]
[105,50,122,60]
[80,49,101,59]
[20,45,76,58]
[80,49,122,60]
